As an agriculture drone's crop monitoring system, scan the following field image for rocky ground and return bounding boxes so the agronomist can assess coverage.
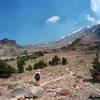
[0,52,100,100]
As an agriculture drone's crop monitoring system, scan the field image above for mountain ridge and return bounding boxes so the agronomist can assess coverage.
[0,24,100,57]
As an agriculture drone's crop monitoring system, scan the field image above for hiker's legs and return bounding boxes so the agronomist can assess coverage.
[36,80,40,86]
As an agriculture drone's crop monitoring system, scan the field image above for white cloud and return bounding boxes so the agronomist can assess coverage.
[86,14,95,22]
[91,0,100,16]
[46,16,60,23]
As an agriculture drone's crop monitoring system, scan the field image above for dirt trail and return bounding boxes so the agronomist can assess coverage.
[40,67,73,87]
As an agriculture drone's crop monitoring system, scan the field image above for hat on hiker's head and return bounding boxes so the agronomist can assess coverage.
[36,69,41,74]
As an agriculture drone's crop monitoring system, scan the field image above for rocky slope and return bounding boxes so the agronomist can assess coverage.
[0,23,100,99]
[0,52,100,100]
[66,24,100,51]
[23,24,100,53]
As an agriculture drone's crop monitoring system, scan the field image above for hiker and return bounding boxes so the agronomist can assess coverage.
[35,70,41,86]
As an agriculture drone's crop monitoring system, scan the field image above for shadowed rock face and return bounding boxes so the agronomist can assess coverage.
[0,38,17,47]
[64,24,100,51]
[0,73,10,78]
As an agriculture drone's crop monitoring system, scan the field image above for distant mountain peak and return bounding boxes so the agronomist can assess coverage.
[0,38,16,43]
[55,36,66,42]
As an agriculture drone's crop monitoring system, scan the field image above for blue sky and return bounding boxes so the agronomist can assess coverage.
[0,0,100,45]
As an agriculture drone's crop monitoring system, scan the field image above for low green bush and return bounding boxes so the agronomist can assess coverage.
[62,57,68,65]
[33,60,47,70]
[49,55,61,66]
[17,58,25,73]
[26,65,32,71]
[0,60,16,78]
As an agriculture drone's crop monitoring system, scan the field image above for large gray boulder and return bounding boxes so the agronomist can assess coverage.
[9,86,44,99]
[9,87,26,98]
[25,87,44,99]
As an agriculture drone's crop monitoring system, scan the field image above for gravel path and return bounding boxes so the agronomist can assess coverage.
[40,67,73,87]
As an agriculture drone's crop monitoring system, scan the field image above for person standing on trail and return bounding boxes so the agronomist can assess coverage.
[35,69,41,86]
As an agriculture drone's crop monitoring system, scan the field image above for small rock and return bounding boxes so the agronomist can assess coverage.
[7,83,18,90]
[73,82,80,89]
[17,97,25,100]
[57,89,71,96]
[78,79,83,83]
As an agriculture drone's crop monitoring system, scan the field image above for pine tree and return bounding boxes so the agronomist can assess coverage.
[17,58,25,73]
[92,53,100,72]
[91,52,100,82]
[62,57,68,65]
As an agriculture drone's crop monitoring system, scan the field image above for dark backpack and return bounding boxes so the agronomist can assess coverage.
[35,73,40,80]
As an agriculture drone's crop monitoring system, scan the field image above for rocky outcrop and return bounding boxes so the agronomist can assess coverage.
[0,38,17,47]
[0,38,23,57]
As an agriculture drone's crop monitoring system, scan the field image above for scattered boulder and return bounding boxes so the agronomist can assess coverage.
[7,83,18,90]
[73,82,80,89]
[17,97,25,100]
[57,89,71,96]
[77,76,82,79]
[73,79,84,88]
[78,79,83,83]
[83,78,89,82]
